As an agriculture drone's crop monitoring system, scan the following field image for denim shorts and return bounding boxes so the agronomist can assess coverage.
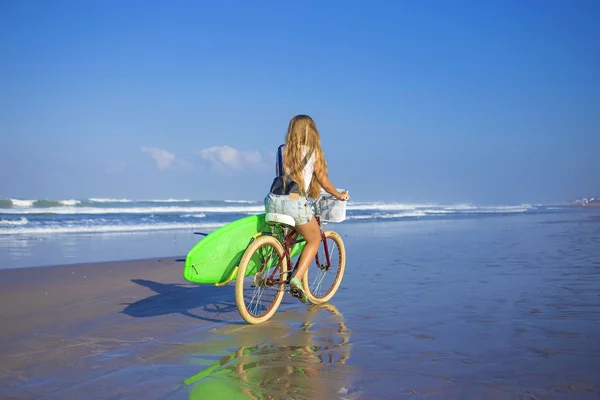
[264,193,313,226]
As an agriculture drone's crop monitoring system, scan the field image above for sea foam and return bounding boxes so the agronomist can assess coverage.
[0,222,225,235]
[0,205,264,215]
[0,217,28,226]
[9,199,35,207]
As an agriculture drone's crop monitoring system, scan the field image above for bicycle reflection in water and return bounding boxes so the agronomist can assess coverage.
[182,304,358,400]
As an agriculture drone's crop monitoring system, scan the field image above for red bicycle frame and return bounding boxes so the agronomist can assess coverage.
[264,216,332,284]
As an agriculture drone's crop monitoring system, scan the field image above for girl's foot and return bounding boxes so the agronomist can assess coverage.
[289,277,307,304]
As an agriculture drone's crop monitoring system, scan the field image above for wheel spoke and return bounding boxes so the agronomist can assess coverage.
[304,232,345,304]
[248,283,264,315]
[310,268,328,297]
[236,237,285,321]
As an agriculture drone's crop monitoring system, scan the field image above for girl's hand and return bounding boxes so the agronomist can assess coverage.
[338,191,350,201]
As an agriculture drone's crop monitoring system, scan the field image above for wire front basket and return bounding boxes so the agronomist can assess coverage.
[314,191,347,223]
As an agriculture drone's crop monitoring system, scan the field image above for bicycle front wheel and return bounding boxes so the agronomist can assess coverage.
[235,235,288,324]
[303,230,346,304]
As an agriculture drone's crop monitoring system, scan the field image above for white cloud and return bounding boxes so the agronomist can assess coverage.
[200,145,265,174]
[141,147,175,170]
[141,147,192,171]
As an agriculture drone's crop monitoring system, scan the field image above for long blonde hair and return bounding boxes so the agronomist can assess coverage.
[283,115,327,199]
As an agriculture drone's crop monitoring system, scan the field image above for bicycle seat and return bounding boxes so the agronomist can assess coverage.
[265,213,295,227]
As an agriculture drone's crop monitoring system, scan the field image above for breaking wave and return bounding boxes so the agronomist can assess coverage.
[0,197,542,236]
[0,222,225,235]
[1,205,263,215]
[0,217,28,226]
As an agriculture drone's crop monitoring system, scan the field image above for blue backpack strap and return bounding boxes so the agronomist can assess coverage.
[270,145,315,196]
[276,144,285,177]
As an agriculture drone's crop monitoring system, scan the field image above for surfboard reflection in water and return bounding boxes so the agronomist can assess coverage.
[182,304,359,399]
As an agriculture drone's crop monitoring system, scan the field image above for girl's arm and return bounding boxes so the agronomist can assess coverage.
[315,170,347,200]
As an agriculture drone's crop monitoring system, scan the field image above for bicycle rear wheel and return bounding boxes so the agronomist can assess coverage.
[235,235,288,324]
[303,230,346,304]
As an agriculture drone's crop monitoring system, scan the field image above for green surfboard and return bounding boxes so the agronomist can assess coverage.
[183,213,305,285]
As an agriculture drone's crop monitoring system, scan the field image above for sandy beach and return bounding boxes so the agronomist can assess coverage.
[2,212,600,399]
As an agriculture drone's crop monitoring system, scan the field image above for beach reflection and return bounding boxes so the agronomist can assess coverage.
[183,304,357,399]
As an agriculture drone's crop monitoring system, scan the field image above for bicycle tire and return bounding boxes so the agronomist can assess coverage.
[303,230,346,304]
[235,235,288,324]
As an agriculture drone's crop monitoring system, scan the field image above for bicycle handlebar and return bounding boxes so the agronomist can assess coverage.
[313,191,352,205]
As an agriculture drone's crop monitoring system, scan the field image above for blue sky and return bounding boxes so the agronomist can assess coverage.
[1,0,598,204]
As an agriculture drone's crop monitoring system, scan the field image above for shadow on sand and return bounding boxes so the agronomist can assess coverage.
[121,279,243,324]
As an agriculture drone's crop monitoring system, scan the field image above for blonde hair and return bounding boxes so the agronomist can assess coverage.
[283,115,327,199]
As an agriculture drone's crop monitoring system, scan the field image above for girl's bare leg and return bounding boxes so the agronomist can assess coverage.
[292,217,321,281]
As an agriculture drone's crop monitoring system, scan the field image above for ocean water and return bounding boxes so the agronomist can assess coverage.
[176,211,600,399]
[1,198,600,398]
[0,197,596,270]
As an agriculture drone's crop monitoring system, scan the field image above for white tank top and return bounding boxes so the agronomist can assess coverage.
[276,145,315,194]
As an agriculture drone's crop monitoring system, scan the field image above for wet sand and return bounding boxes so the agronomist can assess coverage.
[1,214,600,399]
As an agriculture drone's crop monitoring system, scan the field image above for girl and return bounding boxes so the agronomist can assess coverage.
[265,115,349,303]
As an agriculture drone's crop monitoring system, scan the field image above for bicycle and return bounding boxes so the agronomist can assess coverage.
[234,193,348,325]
